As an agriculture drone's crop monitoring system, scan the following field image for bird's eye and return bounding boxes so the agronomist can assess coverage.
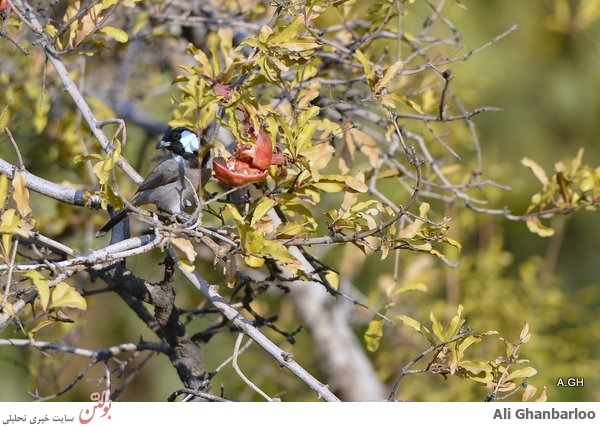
[173,131,180,140]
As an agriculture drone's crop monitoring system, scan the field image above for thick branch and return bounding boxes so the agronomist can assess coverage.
[0,158,100,208]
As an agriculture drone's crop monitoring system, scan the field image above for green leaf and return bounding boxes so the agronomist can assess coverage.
[50,282,87,310]
[100,26,128,43]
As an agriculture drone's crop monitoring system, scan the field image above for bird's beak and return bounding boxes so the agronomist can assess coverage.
[155,140,170,150]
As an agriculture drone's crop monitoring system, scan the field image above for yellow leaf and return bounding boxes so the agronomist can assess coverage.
[430,310,445,341]
[269,16,304,45]
[50,282,87,310]
[521,157,549,187]
[445,304,464,340]
[12,172,31,218]
[99,0,119,11]
[74,153,103,163]
[519,321,531,343]
[397,314,422,332]
[28,319,55,339]
[355,49,372,78]
[374,60,403,94]
[346,128,379,168]
[324,270,339,291]
[312,181,346,193]
[526,218,555,237]
[364,317,384,352]
[390,282,427,296]
[244,255,264,268]
[504,367,538,383]
[251,198,277,226]
[1,209,20,254]
[100,26,129,43]
[2,302,15,316]
[402,202,430,237]
[279,40,321,52]
[0,174,8,207]
[344,175,368,193]
[261,240,295,263]
[25,271,50,311]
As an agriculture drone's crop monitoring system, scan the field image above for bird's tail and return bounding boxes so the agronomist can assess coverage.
[95,208,129,237]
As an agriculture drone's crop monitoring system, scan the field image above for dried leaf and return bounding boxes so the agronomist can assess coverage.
[12,172,31,218]
[522,384,537,402]
[225,254,237,288]
[519,321,531,344]
[171,237,197,266]
[534,386,548,402]
[521,157,549,187]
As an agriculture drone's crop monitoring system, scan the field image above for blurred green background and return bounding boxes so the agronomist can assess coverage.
[448,0,600,400]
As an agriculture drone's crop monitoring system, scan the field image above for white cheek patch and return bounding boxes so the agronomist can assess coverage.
[180,130,199,153]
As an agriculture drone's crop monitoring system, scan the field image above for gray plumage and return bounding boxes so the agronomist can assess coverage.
[96,128,211,237]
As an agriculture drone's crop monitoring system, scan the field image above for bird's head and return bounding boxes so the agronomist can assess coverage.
[156,127,202,159]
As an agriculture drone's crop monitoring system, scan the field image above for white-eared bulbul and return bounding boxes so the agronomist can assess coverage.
[96,127,212,237]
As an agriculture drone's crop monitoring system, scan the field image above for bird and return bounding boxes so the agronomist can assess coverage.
[96,127,212,237]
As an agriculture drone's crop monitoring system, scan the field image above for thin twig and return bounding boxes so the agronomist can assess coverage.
[232,333,276,401]
[388,328,473,401]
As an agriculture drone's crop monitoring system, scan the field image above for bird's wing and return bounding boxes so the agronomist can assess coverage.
[136,157,184,193]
